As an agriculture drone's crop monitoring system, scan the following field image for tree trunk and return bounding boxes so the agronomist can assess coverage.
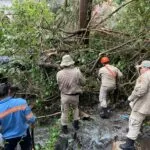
[63,0,68,8]
[79,0,93,45]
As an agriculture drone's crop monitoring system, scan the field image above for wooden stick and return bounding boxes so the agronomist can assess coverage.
[37,112,61,119]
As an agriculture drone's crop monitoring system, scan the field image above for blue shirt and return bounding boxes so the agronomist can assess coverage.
[0,96,36,139]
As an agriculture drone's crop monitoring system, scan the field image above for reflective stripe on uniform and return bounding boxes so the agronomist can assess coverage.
[0,105,26,119]
[26,112,34,120]
[105,65,117,78]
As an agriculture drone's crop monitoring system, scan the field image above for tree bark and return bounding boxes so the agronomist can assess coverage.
[79,0,93,45]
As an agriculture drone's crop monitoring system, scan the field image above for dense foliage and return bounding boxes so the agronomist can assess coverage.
[0,0,57,104]
[0,0,150,109]
[0,0,149,149]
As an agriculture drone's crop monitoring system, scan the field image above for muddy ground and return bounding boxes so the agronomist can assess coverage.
[1,108,149,150]
[34,108,150,150]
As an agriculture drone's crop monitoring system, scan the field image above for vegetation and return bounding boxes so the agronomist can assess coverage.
[0,0,149,149]
[0,0,57,106]
[0,0,149,110]
[42,121,60,150]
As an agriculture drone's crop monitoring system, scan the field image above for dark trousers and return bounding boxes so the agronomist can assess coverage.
[4,128,32,150]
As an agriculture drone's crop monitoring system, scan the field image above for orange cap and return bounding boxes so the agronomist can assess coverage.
[100,57,110,64]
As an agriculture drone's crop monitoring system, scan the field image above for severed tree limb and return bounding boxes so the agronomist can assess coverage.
[60,28,87,35]
[37,112,61,119]
[37,110,91,119]
[92,0,135,28]
[60,27,131,40]
[79,110,90,119]
[91,28,131,37]
[38,62,60,69]
[90,38,136,73]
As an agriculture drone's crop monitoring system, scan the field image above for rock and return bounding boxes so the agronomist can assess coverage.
[34,111,150,150]
[0,134,3,149]
[53,111,129,150]
[0,56,11,64]
[34,127,50,148]
[54,136,68,150]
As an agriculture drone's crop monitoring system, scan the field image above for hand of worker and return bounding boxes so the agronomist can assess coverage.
[30,124,35,129]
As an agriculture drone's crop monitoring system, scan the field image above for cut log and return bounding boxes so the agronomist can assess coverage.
[112,141,125,150]
[37,112,61,119]
[79,110,90,119]
[37,110,91,120]
[38,62,60,69]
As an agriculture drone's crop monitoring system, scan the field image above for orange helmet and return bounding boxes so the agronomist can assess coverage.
[100,56,110,64]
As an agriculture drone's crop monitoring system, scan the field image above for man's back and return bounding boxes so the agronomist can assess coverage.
[0,96,35,139]
[57,67,85,95]
[98,64,123,87]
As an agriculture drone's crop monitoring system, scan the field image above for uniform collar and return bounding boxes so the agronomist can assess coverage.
[105,64,110,66]
[63,66,75,70]
[0,96,12,104]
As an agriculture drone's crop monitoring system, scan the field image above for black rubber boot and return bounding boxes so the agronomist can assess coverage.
[62,125,68,134]
[73,120,79,130]
[99,107,109,119]
[120,138,135,150]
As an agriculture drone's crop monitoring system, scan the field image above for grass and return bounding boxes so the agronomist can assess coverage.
[42,120,61,150]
